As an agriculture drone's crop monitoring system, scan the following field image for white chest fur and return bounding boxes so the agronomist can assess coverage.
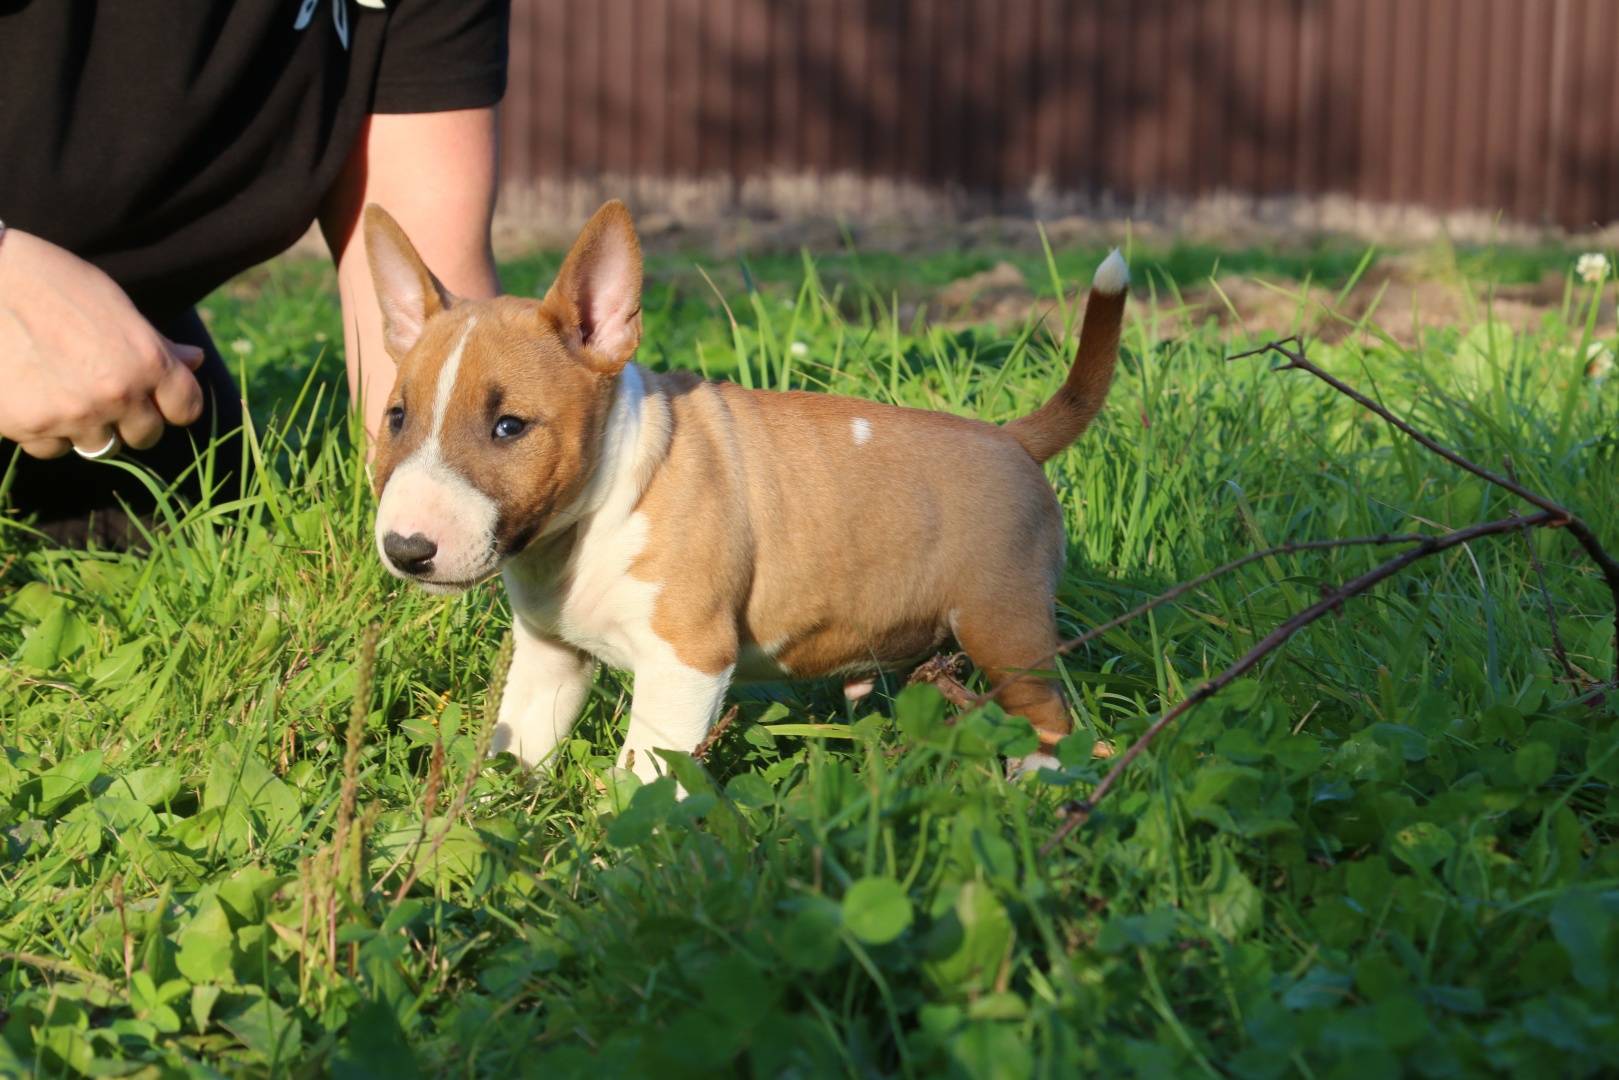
[504,511,661,671]
[501,364,672,673]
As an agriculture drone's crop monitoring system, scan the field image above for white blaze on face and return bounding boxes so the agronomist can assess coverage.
[851,417,872,446]
[374,318,502,593]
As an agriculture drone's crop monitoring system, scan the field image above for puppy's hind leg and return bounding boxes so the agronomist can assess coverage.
[951,600,1071,774]
[492,621,597,772]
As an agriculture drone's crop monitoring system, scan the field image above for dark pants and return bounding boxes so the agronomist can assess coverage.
[2,308,247,548]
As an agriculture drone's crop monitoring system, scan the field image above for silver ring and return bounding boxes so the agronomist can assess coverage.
[73,434,123,461]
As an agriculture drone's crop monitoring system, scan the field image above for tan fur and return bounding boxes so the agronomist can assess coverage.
[1006,286,1128,462]
[365,200,1128,763]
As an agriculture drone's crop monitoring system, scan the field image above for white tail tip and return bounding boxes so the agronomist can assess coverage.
[1092,248,1130,295]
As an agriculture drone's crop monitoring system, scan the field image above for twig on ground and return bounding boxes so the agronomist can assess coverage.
[909,653,975,709]
[693,705,740,762]
[1042,510,1561,853]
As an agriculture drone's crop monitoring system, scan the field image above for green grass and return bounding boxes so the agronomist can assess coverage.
[3,241,1618,1077]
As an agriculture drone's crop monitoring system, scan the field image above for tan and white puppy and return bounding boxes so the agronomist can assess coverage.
[365,201,1128,782]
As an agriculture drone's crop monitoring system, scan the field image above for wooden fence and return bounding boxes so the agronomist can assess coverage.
[499,1,1619,231]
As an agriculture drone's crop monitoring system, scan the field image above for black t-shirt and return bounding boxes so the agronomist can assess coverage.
[0,1,508,318]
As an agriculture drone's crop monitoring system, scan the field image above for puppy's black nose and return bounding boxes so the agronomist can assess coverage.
[383,531,438,575]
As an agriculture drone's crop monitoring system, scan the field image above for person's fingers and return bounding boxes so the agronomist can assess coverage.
[161,335,206,371]
[117,399,166,451]
[151,357,205,428]
[19,437,73,460]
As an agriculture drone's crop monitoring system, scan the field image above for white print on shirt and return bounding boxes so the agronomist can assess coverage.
[294,0,385,50]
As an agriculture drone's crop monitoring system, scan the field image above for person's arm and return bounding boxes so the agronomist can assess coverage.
[319,106,500,438]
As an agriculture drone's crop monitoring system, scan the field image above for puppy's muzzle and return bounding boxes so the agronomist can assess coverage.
[382,531,439,576]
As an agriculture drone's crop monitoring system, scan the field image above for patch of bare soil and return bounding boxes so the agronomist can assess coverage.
[928,259,1614,346]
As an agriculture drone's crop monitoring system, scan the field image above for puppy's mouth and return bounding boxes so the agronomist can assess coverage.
[413,568,499,595]
[376,531,504,595]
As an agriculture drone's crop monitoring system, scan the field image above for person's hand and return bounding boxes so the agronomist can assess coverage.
[0,228,205,459]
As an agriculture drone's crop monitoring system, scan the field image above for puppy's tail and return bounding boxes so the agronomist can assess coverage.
[1005,249,1130,463]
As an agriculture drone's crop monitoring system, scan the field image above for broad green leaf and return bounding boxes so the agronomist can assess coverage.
[605,777,679,847]
[1550,889,1615,993]
[949,1021,1032,1080]
[923,882,1014,995]
[216,865,290,926]
[6,581,56,621]
[1201,844,1263,938]
[203,745,300,846]
[15,599,68,669]
[725,771,774,809]
[332,999,421,1080]
[91,795,160,836]
[176,898,237,983]
[35,749,104,816]
[89,640,150,689]
[220,994,303,1064]
[115,763,182,808]
[370,814,489,888]
[1514,742,1557,787]
[1390,821,1455,871]
[842,877,913,945]
[778,895,844,972]
[1097,909,1177,953]
[192,984,223,1034]
[895,683,949,742]
[1282,965,1353,1010]
[77,560,137,598]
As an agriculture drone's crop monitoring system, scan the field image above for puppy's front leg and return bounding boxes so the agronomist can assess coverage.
[492,621,596,771]
[619,659,734,784]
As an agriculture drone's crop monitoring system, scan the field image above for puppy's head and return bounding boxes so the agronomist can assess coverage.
[365,200,643,593]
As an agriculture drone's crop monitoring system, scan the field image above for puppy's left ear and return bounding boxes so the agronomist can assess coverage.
[543,200,643,375]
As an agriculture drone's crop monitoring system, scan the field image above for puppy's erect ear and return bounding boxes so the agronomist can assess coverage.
[363,204,451,359]
[542,200,643,375]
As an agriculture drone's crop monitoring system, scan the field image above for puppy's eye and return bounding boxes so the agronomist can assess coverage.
[492,415,527,440]
[386,406,405,435]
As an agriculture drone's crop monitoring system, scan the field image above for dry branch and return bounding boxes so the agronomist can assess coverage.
[1230,336,1619,675]
[909,653,975,709]
[1034,337,1619,854]
[1042,510,1559,853]
[966,531,1434,711]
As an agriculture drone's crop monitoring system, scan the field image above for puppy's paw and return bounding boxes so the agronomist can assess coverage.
[1008,751,1062,780]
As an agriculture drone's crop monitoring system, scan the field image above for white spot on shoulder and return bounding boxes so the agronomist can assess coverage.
[851,417,872,446]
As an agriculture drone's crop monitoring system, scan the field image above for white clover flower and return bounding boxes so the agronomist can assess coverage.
[231,338,253,356]
[1576,253,1610,285]
[788,341,809,359]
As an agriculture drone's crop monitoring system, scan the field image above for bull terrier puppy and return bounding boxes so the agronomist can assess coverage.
[365,201,1128,782]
